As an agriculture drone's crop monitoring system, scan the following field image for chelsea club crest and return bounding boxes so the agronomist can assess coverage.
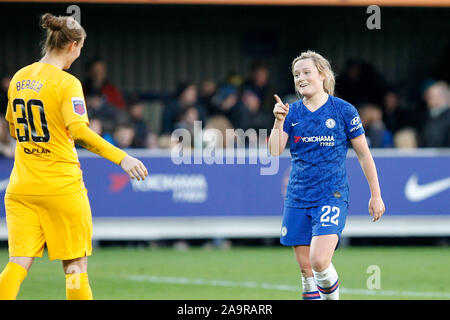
[325,118,336,129]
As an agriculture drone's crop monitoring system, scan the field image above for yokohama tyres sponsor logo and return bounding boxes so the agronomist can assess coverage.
[131,174,208,203]
[293,135,335,146]
[299,136,335,143]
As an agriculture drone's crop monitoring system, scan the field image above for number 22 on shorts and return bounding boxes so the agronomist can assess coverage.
[320,205,340,226]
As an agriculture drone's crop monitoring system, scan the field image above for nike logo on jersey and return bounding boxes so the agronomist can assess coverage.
[404,174,450,202]
[0,178,9,192]
[292,122,299,127]
[321,223,333,227]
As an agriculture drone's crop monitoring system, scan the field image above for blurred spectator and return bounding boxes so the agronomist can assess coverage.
[113,122,135,148]
[170,106,202,149]
[145,131,160,149]
[158,134,173,149]
[208,72,244,117]
[89,117,102,135]
[240,89,273,132]
[128,100,149,148]
[394,127,418,149]
[174,106,199,133]
[89,117,115,145]
[421,81,450,147]
[204,115,234,149]
[0,118,15,158]
[336,60,386,107]
[0,73,12,116]
[211,84,245,129]
[382,89,405,134]
[359,103,393,148]
[242,60,275,115]
[161,82,207,134]
[83,57,126,110]
[86,93,119,133]
[226,72,244,88]
[198,80,217,116]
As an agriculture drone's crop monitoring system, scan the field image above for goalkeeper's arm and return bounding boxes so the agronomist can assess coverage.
[8,122,16,140]
[68,122,148,180]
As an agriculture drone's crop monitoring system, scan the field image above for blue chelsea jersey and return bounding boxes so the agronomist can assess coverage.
[283,95,365,208]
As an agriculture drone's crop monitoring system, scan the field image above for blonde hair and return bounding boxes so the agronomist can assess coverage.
[40,13,86,56]
[291,50,335,96]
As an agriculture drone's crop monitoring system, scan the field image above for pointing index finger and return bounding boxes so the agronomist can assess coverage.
[274,94,284,105]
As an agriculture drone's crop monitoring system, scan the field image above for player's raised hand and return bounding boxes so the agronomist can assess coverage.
[368,196,385,222]
[273,94,290,121]
[120,155,148,181]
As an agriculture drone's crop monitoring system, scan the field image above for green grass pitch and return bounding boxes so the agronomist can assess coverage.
[1,246,449,300]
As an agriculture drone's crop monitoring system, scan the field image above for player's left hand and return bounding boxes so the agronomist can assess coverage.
[369,196,385,222]
[120,155,148,181]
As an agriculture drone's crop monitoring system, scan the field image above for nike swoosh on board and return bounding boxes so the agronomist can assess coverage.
[404,174,450,202]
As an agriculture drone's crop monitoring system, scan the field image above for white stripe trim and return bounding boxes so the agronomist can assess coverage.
[3,216,450,240]
[125,275,450,299]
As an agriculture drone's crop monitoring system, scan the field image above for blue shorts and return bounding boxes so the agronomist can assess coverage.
[280,201,348,246]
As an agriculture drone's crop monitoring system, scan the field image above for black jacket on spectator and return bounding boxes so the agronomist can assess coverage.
[161,99,207,134]
[421,107,450,148]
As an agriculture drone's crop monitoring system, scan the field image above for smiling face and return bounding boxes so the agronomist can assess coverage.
[292,58,325,99]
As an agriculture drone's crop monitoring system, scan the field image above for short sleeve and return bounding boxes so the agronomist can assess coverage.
[341,102,365,140]
[61,77,89,127]
[282,103,293,135]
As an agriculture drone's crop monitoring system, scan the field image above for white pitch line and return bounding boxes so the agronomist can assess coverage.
[127,275,450,299]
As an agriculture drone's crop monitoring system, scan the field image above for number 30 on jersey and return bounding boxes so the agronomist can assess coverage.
[13,98,50,143]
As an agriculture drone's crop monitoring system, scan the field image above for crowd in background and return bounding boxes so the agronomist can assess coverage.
[0,57,449,157]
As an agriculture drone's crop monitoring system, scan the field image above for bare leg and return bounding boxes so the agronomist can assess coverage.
[62,256,92,300]
[10,256,34,271]
[62,256,87,274]
[0,257,32,299]
[309,234,340,300]
[309,234,338,272]
[293,245,313,277]
[293,245,320,300]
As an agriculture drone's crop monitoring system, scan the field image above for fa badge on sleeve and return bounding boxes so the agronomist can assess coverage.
[72,97,86,116]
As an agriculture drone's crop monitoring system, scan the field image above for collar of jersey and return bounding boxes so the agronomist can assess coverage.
[301,95,331,115]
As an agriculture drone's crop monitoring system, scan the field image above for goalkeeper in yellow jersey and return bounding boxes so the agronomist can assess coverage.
[0,13,148,300]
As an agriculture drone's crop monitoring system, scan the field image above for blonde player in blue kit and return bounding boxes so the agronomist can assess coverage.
[268,51,385,300]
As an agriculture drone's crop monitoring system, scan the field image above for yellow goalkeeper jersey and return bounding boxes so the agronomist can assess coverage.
[5,62,89,195]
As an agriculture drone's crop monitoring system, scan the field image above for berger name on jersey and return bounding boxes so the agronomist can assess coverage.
[16,79,44,93]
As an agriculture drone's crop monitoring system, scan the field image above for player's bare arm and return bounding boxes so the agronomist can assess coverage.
[351,134,385,222]
[268,94,289,156]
